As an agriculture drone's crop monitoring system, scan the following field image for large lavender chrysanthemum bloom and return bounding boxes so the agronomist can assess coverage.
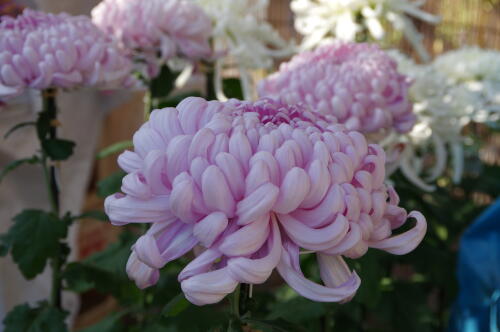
[259,42,416,135]
[0,9,135,100]
[91,0,212,78]
[105,97,426,305]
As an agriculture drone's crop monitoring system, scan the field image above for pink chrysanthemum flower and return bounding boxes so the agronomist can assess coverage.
[258,42,416,135]
[105,97,426,305]
[91,0,212,78]
[0,9,135,99]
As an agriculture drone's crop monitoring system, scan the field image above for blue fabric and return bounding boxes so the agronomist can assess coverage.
[449,199,500,332]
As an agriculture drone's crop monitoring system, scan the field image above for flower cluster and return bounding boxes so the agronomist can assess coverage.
[291,0,440,61]
[258,42,415,136]
[386,48,500,190]
[191,0,295,100]
[105,96,426,305]
[92,0,212,79]
[0,9,135,100]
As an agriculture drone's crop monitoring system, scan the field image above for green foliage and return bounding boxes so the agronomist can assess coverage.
[149,65,176,101]
[79,311,127,332]
[0,155,40,182]
[63,231,142,304]
[4,121,36,139]
[97,141,133,160]
[223,78,244,100]
[41,139,75,161]
[156,91,203,109]
[2,210,67,279]
[97,171,126,198]
[162,293,190,318]
[72,210,109,222]
[3,302,68,332]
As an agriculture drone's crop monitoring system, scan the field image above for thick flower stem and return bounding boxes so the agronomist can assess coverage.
[205,63,216,101]
[41,88,62,309]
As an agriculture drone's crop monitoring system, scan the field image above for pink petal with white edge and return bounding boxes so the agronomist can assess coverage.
[317,253,360,302]
[169,176,201,223]
[166,135,192,183]
[181,268,238,305]
[236,183,279,225]
[104,194,173,226]
[219,214,270,256]
[143,150,169,195]
[148,108,184,143]
[133,127,165,158]
[273,167,311,214]
[227,215,282,284]
[215,152,245,200]
[245,160,271,196]
[229,131,252,171]
[299,160,331,209]
[178,248,222,281]
[321,223,362,255]
[369,211,427,255]
[278,213,348,251]
[201,165,236,217]
[177,97,207,134]
[193,212,228,247]
[276,241,360,302]
[118,150,143,173]
[126,252,160,289]
[292,184,345,228]
[121,172,151,199]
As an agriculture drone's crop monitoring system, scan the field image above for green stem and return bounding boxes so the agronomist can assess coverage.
[205,63,216,101]
[143,88,152,121]
[41,88,62,309]
[232,284,241,318]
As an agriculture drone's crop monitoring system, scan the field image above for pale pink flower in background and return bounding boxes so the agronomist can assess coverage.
[105,96,426,305]
[91,0,212,79]
[0,9,136,100]
[258,42,416,136]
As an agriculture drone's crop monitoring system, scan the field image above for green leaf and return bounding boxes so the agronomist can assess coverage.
[243,318,305,332]
[42,139,75,161]
[73,210,109,222]
[267,297,326,324]
[4,121,36,139]
[162,293,190,317]
[63,231,141,304]
[8,210,67,279]
[97,140,133,160]
[149,65,176,100]
[223,78,244,100]
[156,91,202,109]
[0,156,40,182]
[79,311,126,332]
[97,171,126,198]
[3,302,68,332]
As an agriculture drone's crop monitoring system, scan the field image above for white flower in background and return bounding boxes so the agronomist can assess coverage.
[386,49,500,191]
[192,0,295,100]
[433,47,500,123]
[291,0,440,61]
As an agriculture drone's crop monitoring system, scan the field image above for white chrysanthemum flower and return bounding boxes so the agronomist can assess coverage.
[386,50,496,191]
[433,47,500,123]
[192,0,295,100]
[291,0,440,61]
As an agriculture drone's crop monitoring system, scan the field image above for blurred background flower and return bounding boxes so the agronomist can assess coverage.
[259,42,415,136]
[0,9,135,100]
[291,0,440,61]
[92,0,213,80]
[192,0,295,100]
